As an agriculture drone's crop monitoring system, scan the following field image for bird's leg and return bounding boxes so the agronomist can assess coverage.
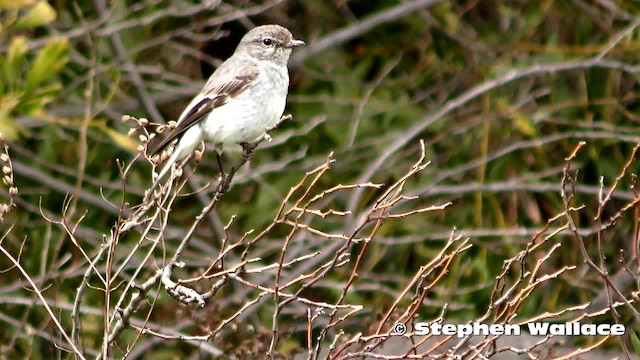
[240,142,258,161]
[215,151,227,185]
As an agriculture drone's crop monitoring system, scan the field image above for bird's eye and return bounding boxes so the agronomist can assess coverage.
[262,38,273,46]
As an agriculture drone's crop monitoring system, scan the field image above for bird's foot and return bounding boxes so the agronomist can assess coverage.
[240,142,258,161]
[218,172,228,192]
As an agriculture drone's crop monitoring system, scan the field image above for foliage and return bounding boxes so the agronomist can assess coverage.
[1,0,640,359]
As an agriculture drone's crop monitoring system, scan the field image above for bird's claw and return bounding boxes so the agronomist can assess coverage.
[240,142,257,161]
[218,173,228,192]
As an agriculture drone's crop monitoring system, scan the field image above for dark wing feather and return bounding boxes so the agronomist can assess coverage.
[149,65,258,156]
[150,95,222,156]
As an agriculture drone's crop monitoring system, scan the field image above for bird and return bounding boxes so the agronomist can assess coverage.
[145,24,304,200]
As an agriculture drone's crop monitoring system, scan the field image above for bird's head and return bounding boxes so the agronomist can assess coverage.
[236,24,305,65]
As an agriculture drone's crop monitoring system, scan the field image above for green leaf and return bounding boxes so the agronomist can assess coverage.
[2,37,28,86]
[14,1,56,29]
[17,83,62,113]
[0,93,21,113]
[0,0,34,9]
[631,331,640,356]
[101,126,140,152]
[0,111,23,140]
[25,38,68,92]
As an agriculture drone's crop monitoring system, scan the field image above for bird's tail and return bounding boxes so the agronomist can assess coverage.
[144,126,203,203]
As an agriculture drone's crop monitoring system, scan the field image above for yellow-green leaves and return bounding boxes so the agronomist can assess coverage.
[0,36,68,140]
[25,38,68,92]
[0,0,34,10]
[1,0,56,31]
[2,37,27,87]
[14,1,56,29]
[0,110,22,140]
[102,126,140,152]
[496,99,539,138]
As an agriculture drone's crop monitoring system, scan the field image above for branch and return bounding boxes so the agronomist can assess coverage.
[290,0,445,67]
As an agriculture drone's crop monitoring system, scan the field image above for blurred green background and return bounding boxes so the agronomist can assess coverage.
[2,0,640,358]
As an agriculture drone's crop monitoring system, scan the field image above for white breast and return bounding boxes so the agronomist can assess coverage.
[201,61,288,147]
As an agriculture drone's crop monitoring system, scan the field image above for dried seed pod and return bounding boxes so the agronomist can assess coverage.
[2,166,10,175]
[139,118,149,126]
[194,150,203,162]
[122,115,132,123]
[127,128,136,137]
[138,134,148,143]
[9,187,17,196]
[0,154,8,162]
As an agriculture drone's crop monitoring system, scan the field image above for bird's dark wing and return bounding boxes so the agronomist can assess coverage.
[149,63,258,156]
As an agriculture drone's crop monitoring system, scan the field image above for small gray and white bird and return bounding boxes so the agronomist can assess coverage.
[147,24,304,197]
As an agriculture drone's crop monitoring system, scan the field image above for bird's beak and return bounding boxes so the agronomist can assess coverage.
[285,39,305,48]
